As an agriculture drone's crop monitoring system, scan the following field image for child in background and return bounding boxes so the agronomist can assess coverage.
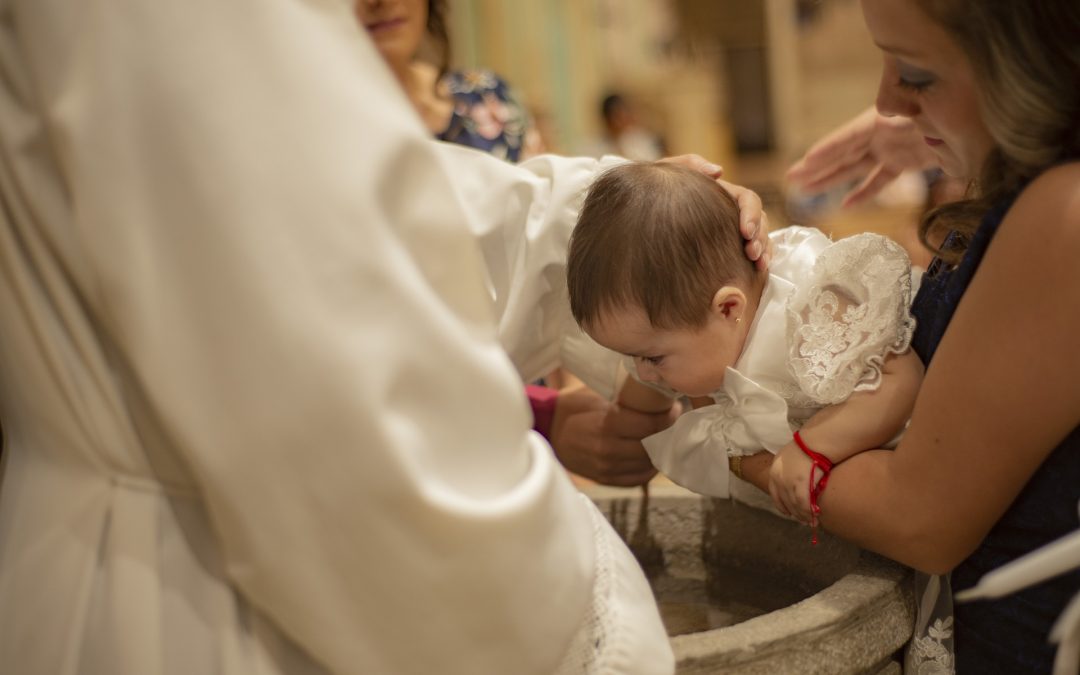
[566,161,924,520]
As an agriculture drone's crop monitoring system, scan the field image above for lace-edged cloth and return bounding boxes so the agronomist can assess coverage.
[906,573,957,674]
[786,233,916,404]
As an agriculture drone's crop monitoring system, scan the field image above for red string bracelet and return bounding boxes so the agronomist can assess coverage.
[793,430,833,545]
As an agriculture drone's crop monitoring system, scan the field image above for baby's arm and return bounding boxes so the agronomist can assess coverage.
[617,375,676,414]
[792,349,923,460]
[769,349,924,520]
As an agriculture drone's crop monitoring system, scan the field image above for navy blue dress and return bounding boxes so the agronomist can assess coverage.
[437,69,532,163]
[910,196,1080,673]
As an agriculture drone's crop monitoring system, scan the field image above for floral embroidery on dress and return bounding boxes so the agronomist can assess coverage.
[908,617,955,674]
[787,233,916,405]
[905,573,956,674]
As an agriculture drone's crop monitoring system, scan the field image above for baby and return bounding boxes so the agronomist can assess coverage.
[566,162,924,519]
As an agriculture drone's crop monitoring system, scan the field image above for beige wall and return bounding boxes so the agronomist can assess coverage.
[447,0,733,168]
[792,0,881,155]
[447,0,883,178]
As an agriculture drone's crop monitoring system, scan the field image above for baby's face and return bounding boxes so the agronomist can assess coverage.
[586,304,741,398]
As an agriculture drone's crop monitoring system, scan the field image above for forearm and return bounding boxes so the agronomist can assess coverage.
[733,452,775,493]
[799,350,923,462]
[617,376,676,414]
[770,434,980,575]
[818,416,1055,577]
[791,167,1080,575]
[816,448,962,574]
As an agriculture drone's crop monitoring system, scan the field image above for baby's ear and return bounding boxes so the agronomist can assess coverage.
[710,286,748,321]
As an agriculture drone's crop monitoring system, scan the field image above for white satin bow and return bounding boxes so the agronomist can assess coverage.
[642,369,793,497]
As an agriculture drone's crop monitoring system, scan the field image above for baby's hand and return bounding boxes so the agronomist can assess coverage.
[768,442,815,524]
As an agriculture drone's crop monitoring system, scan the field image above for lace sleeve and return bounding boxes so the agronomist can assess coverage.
[785,233,916,405]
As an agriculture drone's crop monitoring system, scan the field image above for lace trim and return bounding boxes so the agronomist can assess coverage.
[786,233,916,405]
[905,573,956,675]
[553,497,613,674]
[908,617,955,674]
[773,381,817,410]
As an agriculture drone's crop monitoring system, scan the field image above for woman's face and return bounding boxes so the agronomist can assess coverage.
[355,0,428,70]
[861,0,995,180]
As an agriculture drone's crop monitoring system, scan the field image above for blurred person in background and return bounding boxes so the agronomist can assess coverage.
[356,0,542,162]
[586,93,667,163]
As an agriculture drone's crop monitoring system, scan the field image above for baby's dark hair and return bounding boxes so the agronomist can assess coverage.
[567,162,757,330]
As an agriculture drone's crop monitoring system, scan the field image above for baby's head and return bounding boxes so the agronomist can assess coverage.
[567,161,763,396]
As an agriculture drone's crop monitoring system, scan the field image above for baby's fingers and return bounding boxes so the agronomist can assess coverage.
[768,476,792,518]
[779,479,812,525]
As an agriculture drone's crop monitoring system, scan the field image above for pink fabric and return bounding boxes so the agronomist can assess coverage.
[525,384,559,441]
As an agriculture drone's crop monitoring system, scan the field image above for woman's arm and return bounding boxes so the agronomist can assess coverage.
[799,349,923,459]
[770,349,924,518]
[819,163,1080,574]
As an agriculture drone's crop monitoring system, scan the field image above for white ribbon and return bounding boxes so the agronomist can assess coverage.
[642,370,792,498]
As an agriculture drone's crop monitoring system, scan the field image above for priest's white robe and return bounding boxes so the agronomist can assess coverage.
[0,1,671,673]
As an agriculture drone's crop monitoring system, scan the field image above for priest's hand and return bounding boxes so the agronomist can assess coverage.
[550,383,679,487]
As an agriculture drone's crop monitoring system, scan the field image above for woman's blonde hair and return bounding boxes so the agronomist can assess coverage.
[916,0,1080,261]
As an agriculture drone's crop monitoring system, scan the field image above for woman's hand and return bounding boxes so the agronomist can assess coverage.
[660,154,772,270]
[786,107,940,207]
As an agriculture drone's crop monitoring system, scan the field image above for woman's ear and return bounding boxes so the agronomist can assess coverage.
[710,286,748,324]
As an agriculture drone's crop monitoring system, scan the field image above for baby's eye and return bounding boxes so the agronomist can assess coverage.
[639,355,664,366]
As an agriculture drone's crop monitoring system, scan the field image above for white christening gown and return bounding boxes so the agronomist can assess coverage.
[643,226,917,499]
